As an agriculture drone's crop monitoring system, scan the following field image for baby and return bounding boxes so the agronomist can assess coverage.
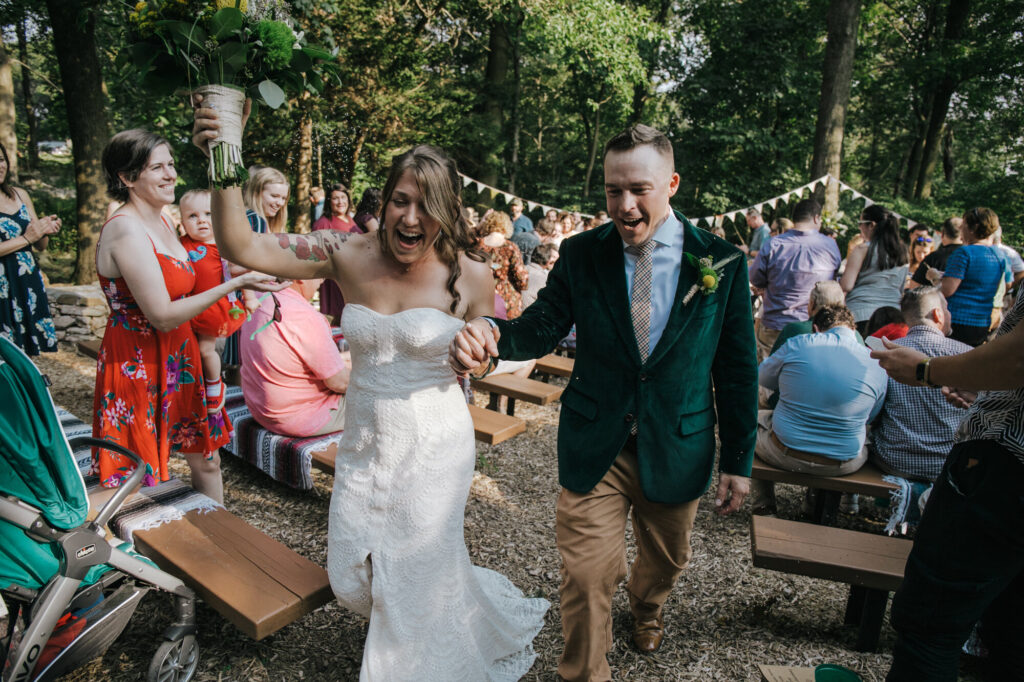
[179,189,249,413]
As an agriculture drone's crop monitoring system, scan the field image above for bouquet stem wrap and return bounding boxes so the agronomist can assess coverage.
[196,84,247,187]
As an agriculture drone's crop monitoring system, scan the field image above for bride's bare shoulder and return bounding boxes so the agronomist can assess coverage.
[459,251,491,281]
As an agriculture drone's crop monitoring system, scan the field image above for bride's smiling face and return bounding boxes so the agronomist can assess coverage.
[384,170,442,264]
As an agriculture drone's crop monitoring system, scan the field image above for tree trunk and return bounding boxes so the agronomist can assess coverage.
[345,128,366,188]
[45,0,109,284]
[480,21,510,186]
[508,14,523,194]
[914,0,970,199]
[0,36,18,182]
[582,103,601,201]
[942,126,955,186]
[809,0,862,215]
[16,18,37,173]
[292,104,313,234]
[902,127,925,199]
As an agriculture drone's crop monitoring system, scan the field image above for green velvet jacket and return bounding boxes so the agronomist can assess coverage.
[495,213,758,504]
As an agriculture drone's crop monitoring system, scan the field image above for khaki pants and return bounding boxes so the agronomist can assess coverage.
[754,319,781,363]
[556,447,700,682]
[309,396,346,435]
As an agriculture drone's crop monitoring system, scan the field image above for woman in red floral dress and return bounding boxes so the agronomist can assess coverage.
[93,130,285,502]
[477,211,529,319]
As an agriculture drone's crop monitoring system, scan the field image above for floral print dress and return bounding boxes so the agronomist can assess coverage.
[481,240,529,319]
[92,233,231,488]
[0,203,58,355]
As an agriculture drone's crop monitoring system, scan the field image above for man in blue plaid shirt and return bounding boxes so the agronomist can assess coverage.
[870,287,972,482]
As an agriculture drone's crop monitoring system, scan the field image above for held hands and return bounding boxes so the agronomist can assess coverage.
[25,215,61,243]
[191,92,252,158]
[448,318,499,375]
[715,473,749,515]
[869,337,927,386]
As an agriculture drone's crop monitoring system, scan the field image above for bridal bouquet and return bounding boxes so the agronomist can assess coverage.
[125,0,339,185]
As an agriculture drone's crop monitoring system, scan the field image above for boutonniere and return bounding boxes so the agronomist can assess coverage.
[681,252,743,306]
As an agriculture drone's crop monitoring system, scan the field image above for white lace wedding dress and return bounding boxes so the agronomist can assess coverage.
[327,304,549,681]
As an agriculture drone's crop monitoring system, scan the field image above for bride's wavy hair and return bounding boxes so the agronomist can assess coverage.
[377,145,484,313]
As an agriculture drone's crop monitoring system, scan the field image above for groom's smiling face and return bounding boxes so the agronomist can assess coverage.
[604,145,679,247]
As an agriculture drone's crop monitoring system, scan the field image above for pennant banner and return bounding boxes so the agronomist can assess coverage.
[458,173,594,219]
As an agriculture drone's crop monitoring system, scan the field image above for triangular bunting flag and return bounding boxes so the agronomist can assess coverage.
[527,201,538,212]
[462,175,473,187]
[475,181,485,194]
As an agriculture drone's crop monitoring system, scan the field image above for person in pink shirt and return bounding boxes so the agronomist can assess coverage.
[239,278,350,437]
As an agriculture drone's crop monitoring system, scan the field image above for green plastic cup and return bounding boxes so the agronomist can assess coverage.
[814,664,862,681]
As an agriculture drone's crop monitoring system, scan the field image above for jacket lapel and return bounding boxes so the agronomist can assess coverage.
[646,214,712,367]
[592,226,643,365]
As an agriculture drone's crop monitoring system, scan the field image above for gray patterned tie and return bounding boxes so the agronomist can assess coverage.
[628,240,656,436]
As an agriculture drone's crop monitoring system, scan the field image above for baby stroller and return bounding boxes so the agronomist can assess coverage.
[0,336,198,682]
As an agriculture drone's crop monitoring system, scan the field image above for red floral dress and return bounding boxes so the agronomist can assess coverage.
[481,240,529,319]
[92,233,231,488]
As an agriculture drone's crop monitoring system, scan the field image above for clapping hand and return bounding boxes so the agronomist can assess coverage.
[448,318,499,375]
[25,215,61,244]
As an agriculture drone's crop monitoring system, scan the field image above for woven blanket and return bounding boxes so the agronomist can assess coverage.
[221,385,343,490]
[57,409,222,545]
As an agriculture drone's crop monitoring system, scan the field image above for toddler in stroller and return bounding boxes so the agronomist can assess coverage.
[0,336,198,682]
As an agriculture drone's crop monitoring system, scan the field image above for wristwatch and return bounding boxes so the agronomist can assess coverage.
[916,359,939,387]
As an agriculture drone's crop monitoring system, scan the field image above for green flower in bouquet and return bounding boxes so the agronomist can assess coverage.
[123,0,339,186]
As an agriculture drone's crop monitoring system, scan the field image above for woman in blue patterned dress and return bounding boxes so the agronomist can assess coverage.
[0,142,62,355]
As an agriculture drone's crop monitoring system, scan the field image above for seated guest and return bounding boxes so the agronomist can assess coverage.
[870,287,972,482]
[866,305,909,341]
[240,278,349,437]
[769,280,857,354]
[522,243,559,308]
[750,305,888,509]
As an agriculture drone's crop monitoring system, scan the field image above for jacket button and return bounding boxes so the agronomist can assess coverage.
[639,373,649,382]
[624,413,634,423]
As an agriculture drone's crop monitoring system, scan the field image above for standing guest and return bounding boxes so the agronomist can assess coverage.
[522,243,559,308]
[870,287,1024,682]
[941,207,1011,347]
[910,217,963,288]
[870,287,971,482]
[222,166,289,370]
[508,198,533,234]
[240,278,349,437]
[742,208,770,260]
[510,220,541,266]
[314,183,357,323]
[0,142,61,355]
[841,205,909,336]
[907,233,932,284]
[93,129,283,502]
[750,199,842,361]
[178,189,248,414]
[451,124,756,681]
[750,305,887,511]
[993,228,1024,286]
[478,211,529,319]
[352,187,382,234]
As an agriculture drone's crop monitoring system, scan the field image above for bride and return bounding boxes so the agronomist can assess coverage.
[193,102,549,680]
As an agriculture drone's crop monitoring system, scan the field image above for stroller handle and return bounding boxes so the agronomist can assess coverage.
[70,437,148,530]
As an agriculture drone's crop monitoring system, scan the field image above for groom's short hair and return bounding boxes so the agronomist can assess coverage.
[603,125,673,164]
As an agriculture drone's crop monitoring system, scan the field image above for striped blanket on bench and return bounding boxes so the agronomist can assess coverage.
[221,386,342,490]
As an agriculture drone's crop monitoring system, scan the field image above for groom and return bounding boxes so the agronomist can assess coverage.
[449,124,757,681]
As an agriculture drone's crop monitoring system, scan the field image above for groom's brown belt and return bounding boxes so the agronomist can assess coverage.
[769,431,838,465]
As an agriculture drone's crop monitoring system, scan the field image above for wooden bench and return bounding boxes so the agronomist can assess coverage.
[470,373,563,416]
[76,338,101,359]
[751,456,899,525]
[533,353,574,380]
[751,515,912,651]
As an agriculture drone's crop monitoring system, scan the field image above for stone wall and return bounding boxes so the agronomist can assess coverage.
[45,283,108,344]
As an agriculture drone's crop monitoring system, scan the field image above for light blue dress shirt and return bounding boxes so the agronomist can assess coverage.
[623,213,684,357]
[758,326,888,459]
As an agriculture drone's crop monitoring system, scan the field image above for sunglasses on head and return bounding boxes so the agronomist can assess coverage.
[914,236,933,243]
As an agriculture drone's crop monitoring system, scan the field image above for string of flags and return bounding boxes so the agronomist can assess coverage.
[697,174,923,230]
[459,173,593,219]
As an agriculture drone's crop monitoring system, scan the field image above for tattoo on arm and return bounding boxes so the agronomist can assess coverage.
[276,231,348,262]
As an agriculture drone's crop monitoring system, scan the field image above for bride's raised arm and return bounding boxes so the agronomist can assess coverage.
[193,96,346,283]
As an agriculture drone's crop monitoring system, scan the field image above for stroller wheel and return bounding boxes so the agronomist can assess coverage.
[147,634,199,682]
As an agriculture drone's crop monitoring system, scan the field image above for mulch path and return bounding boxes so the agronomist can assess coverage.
[31,347,984,681]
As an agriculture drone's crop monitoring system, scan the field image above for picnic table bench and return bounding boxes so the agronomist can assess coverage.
[533,353,574,380]
[470,373,563,416]
[751,515,912,652]
[751,456,899,525]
